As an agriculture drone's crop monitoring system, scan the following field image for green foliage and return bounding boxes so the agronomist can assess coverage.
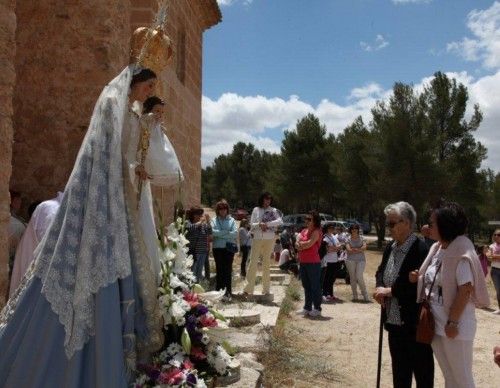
[201,72,497,244]
[201,142,278,209]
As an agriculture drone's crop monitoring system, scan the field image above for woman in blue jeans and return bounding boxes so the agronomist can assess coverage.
[295,211,323,317]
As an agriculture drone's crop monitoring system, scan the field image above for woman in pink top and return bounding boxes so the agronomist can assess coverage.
[295,211,323,317]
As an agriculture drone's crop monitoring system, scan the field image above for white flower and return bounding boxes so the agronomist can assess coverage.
[206,343,232,375]
[158,350,169,362]
[159,294,171,307]
[169,274,188,290]
[178,233,190,247]
[199,290,225,304]
[161,247,177,263]
[195,379,208,388]
[166,342,184,356]
[201,334,210,345]
[134,374,149,385]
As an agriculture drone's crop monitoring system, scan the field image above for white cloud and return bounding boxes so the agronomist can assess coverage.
[217,0,253,7]
[447,1,500,69]
[360,34,389,52]
[201,84,389,167]
[202,72,500,171]
[392,0,432,4]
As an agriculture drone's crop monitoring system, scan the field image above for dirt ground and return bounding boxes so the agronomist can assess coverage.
[279,249,500,388]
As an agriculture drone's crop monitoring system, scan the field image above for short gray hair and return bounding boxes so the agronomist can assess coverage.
[384,201,417,228]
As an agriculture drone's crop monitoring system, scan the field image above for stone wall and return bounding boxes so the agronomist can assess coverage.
[130,0,221,220]
[10,0,132,217]
[0,0,16,306]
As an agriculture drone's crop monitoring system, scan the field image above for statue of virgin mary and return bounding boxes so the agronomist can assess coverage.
[0,24,180,387]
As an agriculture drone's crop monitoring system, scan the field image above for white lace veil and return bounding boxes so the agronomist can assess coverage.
[32,66,134,357]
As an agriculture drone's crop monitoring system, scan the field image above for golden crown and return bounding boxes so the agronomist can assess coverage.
[130,1,173,74]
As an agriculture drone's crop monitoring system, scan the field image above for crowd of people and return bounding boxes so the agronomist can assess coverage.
[6,186,500,387]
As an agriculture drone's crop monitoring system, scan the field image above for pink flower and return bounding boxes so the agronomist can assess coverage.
[183,291,199,308]
[190,346,207,360]
[159,368,185,385]
[199,314,217,328]
[182,359,194,370]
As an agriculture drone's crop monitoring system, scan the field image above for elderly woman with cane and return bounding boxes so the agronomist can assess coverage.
[374,201,434,388]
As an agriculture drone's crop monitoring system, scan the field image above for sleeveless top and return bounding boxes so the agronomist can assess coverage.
[298,228,322,264]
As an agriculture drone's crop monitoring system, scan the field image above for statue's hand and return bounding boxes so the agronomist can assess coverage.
[135,164,148,180]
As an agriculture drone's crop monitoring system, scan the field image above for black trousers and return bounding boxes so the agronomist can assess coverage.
[322,261,341,296]
[387,325,434,388]
[204,252,210,280]
[240,245,250,278]
[213,248,234,296]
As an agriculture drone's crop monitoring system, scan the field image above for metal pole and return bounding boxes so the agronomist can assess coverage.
[376,306,384,388]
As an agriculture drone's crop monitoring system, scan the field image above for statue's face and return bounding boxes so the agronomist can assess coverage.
[132,78,157,103]
[152,103,164,121]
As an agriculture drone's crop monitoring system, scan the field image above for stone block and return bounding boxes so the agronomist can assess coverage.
[222,367,262,388]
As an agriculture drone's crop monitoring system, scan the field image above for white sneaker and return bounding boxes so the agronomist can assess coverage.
[296,308,310,316]
[492,309,500,315]
[309,309,321,317]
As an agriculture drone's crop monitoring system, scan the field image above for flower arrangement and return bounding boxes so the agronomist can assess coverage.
[134,217,233,387]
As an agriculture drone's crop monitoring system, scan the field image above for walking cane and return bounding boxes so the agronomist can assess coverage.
[376,305,384,388]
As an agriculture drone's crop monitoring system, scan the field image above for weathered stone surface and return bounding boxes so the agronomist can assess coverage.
[235,353,264,373]
[221,308,261,327]
[148,0,221,220]
[233,292,275,304]
[0,0,16,307]
[11,1,132,216]
[247,304,281,328]
[215,358,241,387]
[256,273,286,283]
[208,327,264,353]
[0,1,222,291]
[223,367,262,388]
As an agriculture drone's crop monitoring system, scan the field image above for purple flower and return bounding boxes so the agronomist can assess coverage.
[186,373,197,385]
[196,305,209,315]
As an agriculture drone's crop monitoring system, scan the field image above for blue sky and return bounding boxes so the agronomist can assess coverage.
[201,0,500,171]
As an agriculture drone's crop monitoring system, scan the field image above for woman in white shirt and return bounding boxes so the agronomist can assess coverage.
[412,202,489,388]
[243,192,282,296]
[322,224,341,301]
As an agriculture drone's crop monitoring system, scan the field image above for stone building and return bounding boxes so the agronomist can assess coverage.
[0,0,221,306]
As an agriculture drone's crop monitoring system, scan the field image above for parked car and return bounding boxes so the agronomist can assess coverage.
[323,220,350,231]
[280,213,308,233]
[319,213,334,226]
[345,219,371,234]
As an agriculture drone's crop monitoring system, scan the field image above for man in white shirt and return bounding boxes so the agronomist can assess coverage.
[9,192,64,297]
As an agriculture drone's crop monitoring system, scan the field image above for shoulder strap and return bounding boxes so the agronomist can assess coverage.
[424,261,442,301]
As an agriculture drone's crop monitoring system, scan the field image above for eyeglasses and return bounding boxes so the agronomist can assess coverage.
[386,220,403,229]
[494,233,500,237]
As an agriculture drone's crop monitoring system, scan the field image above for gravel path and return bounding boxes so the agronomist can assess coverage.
[287,249,500,387]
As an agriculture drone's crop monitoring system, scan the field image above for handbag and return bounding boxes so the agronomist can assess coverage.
[226,242,238,254]
[416,262,441,344]
[216,218,238,254]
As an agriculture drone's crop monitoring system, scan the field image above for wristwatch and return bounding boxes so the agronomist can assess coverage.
[446,320,459,328]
